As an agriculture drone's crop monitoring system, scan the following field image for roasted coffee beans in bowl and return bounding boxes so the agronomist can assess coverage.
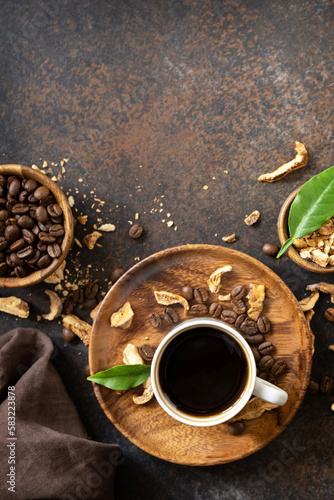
[0,164,74,287]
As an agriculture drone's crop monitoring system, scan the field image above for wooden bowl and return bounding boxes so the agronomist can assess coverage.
[277,186,334,274]
[0,164,74,287]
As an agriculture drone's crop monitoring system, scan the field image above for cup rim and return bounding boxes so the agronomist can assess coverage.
[151,317,256,427]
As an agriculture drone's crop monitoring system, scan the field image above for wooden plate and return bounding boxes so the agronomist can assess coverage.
[89,244,312,466]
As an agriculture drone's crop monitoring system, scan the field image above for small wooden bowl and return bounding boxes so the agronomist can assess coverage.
[0,164,74,287]
[277,186,334,274]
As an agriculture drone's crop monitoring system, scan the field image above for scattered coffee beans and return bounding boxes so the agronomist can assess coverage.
[129,224,143,239]
[110,267,124,283]
[194,287,209,303]
[190,304,208,316]
[149,312,162,328]
[181,285,194,300]
[227,421,245,436]
[163,307,179,324]
[0,175,65,278]
[209,302,222,317]
[62,327,77,342]
[320,375,334,394]
[271,360,287,377]
[262,243,279,257]
[138,344,156,364]
[324,308,334,322]
[307,380,319,395]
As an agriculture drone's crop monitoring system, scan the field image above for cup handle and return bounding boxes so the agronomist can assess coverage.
[253,377,288,406]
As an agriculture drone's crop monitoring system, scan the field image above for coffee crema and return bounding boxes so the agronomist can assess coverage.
[159,327,248,416]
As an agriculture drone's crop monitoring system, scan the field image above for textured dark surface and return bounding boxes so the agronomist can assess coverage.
[0,1,333,499]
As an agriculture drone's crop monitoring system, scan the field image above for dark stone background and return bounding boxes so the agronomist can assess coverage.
[0,0,333,498]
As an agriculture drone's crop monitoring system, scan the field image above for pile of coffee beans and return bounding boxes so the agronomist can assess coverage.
[148,283,289,386]
[0,174,65,278]
[63,280,100,316]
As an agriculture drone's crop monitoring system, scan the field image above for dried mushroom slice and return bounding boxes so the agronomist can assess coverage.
[154,291,189,312]
[244,210,260,226]
[44,260,66,284]
[304,309,315,355]
[218,293,232,301]
[207,266,232,293]
[62,314,92,345]
[310,248,329,268]
[123,343,154,405]
[42,290,63,320]
[298,291,320,312]
[110,301,134,329]
[306,283,334,303]
[228,397,278,423]
[258,141,308,182]
[90,300,102,320]
[222,234,236,243]
[82,231,102,250]
[247,284,265,321]
[0,296,29,318]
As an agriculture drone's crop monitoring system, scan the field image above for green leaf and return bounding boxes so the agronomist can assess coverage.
[87,364,151,390]
[277,166,334,257]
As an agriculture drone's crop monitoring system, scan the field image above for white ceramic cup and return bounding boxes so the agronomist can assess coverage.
[151,317,288,427]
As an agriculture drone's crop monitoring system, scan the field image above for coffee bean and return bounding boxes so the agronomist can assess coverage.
[262,243,279,257]
[19,190,28,203]
[51,216,63,224]
[34,186,50,200]
[258,355,274,371]
[138,344,156,364]
[189,304,208,316]
[47,243,62,258]
[231,299,246,314]
[221,310,237,324]
[163,307,179,324]
[271,360,287,377]
[320,375,334,394]
[235,314,247,329]
[181,285,194,301]
[22,229,35,244]
[37,241,48,252]
[37,254,52,269]
[194,287,209,303]
[307,380,319,395]
[23,178,38,193]
[231,285,247,300]
[0,198,7,205]
[251,346,261,363]
[257,316,271,334]
[39,232,56,244]
[12,203,29,215]
[0,175,6,187]
[9,238,25,252]
[0,221,5,232]
[47,203,62,217]
[10,253,25,266]
[17,245,35,259]
[149,312,162,327]
[110,267,124,282]
[258,372,276,384]
[0,209,10,221]
[38,221,52,232]
[129,224,143,239]
[35,205,49,223]
[49,224,65,237]
[245,334,265,345]
[6,254,14,267]
[39,194,55,207]
[258,341,274,355]
[28,194,38,204]
[8,178,21,198]
[82,298,98,310]
[62,327,77,342]
[6,217,18,226]
[227,421,245,436]
[0,252,5,262]
[14,266,27,278]
[240,317,258,335]
[73,288,85,304]
[63,296,75,315]
[324,308,334,322]
[17,215,34,229]
[5,225,21,242]
[85,281,99,299]
[0,262,8,276]
[209,302,222,317]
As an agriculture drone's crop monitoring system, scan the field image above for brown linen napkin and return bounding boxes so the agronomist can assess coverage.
[0,328,120,500]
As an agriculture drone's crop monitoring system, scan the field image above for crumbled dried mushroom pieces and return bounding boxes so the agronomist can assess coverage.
[110,301,134,329]
[42,290,63,320]
[292,217,334,267]
[207,266,232,293]
[154,291,189,312]
[123,343,153,405]
[82,231,102,250]
[247,284,265,321]
[258,141,308,182]
[0,296,29,318]
[222,234,236,243]
[244,210,260,226]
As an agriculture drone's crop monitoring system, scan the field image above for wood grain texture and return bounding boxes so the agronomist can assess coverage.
[89,244,312,465]
[277,186,334,274]
[0,164,74,288]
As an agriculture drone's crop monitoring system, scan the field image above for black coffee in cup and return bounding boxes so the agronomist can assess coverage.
[159,326,248,416]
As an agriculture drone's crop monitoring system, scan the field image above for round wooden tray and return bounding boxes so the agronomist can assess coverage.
[89,244,312,466]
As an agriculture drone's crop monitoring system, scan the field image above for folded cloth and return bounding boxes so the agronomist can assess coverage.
[0,328,120,500]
